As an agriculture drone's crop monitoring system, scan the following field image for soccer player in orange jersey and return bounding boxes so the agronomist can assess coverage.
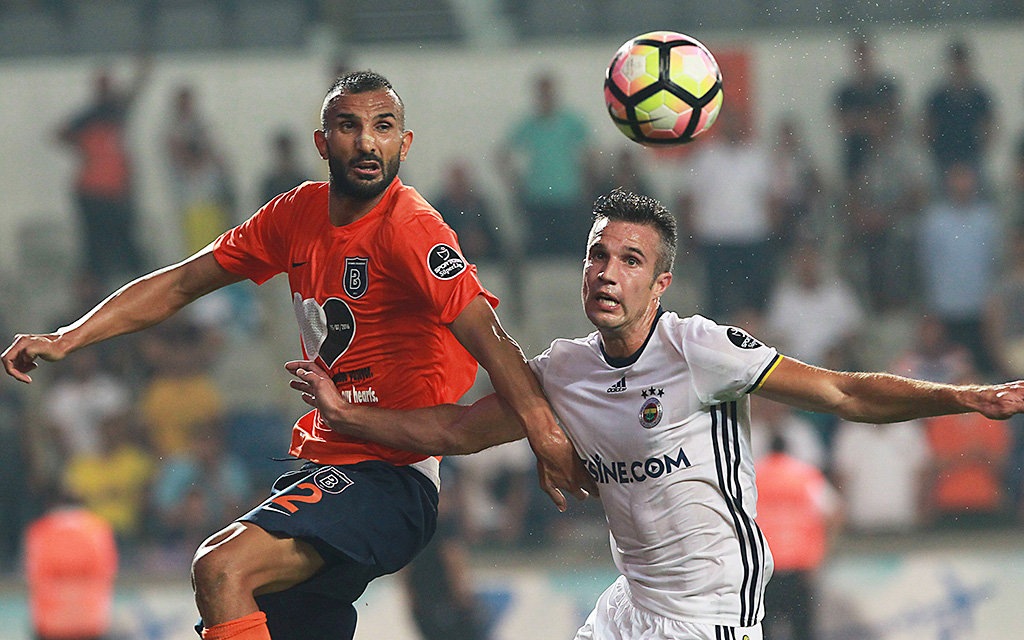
[3,71,590,640]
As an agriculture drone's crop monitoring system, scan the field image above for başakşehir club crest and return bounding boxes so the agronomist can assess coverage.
[344,257,368,299]
[428,244,467,280]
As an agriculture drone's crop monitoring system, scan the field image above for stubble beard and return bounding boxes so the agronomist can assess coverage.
[327,152,401,200]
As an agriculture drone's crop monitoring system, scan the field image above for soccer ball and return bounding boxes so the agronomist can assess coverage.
[604,31,723,146]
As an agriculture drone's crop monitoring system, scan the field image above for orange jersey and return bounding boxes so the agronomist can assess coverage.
[25,507,118,639]
[213,179,497,466]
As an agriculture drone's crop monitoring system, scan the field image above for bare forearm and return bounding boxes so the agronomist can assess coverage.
[827,371,978,423]
[56,251,238,354]
[756,358,1024,423]
[321,395,523,456]
[770,366,983,421]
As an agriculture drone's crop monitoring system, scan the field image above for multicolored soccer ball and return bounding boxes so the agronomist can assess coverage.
[604,31,723,146]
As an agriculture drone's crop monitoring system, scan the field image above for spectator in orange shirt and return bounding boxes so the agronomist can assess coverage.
[756,434,843,640]
[925,409,1011,528]
[24,490,118,640]
[55,61,150,286]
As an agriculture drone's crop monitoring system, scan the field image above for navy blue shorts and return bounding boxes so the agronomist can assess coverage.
[199,460,439,640]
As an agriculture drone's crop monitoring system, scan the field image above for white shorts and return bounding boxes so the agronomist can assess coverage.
[574,576,763,640]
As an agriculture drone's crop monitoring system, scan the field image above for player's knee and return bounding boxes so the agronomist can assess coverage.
[191,524,253,599]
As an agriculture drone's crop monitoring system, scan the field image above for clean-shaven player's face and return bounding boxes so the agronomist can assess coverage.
[582,219,671,343]
[315,88,413,200]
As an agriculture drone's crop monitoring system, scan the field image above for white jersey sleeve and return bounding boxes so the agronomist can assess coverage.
[679,315,780,405]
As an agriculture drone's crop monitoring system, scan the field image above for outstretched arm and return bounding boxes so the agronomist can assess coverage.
[447,296,593,510]
[2,249,243,383]
[286,360,524,455]
[756,357,1024,422]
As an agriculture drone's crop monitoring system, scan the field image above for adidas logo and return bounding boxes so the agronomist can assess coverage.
[606,376,627,393]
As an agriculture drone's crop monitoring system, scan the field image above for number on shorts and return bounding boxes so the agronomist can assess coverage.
[269,482,323,513]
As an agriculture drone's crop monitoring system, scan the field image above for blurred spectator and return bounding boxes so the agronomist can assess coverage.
[756,434,843,640]
[750,395,827,471]
[845,110,929,313]
[42,350,130,460]
[452,441,546,547]
[56,61,149,286]
[889,315,974,384]
[151,423,251,552]
[139,318,224,458]
[63,410,156,543]
[0,357,28,573]
[24,489,118,640]
[166,85,212,187]
[498,72,597,256]
[1007,415,1024,523]
[833,34,900,183]
[917,162,1000,374]
[433,160,503,262]
[261,130,310,203]
[405,465,490,640]
[832,418,929,533]
[768,118,826,250]
[984,228,1024,380]
[1013,115,1024,228]
[598,145,655,205]
[924,410,1011,528]
[164,85,234,253]
[923,41,995,181]
[680,112,778,320]
[764,243,864,369]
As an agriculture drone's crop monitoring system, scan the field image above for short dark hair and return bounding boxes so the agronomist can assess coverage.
[321,70,405,130]
[591,188,678,275]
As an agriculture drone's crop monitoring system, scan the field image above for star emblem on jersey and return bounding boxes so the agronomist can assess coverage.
[606,376,627,393]
[427,243,467,280]
[640,386,664,398]
[638,396,663,429]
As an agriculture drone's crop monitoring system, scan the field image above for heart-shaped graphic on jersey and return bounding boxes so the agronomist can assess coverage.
[292,293,357,368]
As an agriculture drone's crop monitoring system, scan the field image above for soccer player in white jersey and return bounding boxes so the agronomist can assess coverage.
[286,188,1024,640]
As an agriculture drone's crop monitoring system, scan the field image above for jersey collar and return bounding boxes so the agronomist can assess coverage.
[600,306,665,369]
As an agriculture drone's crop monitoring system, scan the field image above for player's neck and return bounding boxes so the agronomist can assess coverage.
[600,303,661,360]
[328,191,386,227]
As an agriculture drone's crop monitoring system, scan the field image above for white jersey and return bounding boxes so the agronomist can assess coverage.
[530,311,780,626]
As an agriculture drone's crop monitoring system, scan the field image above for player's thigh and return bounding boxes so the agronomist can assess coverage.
[192,521,325,596]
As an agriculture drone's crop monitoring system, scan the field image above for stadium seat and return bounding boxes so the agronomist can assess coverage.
[0,7,67,58]
[152,1,227,53]
[66,0,144,55]
[231,0,307,50]
[342,0,464,43]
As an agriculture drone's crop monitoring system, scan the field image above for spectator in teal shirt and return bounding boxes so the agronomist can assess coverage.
[499,72,598,256]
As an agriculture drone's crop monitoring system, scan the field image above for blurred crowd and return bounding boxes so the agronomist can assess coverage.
[3,33,1024,595]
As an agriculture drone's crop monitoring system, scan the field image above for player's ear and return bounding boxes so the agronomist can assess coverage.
[313,129,328,160]
[652,271,672,297]
[399,129,413,161]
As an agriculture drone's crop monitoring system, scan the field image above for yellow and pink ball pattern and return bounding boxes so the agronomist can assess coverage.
[604,31,723,145]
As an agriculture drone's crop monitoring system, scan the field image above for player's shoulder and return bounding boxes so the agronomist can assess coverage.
[671,312,771,354]
[533,332,601,369]
[386,181,443,223]
[261,180,327,218]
